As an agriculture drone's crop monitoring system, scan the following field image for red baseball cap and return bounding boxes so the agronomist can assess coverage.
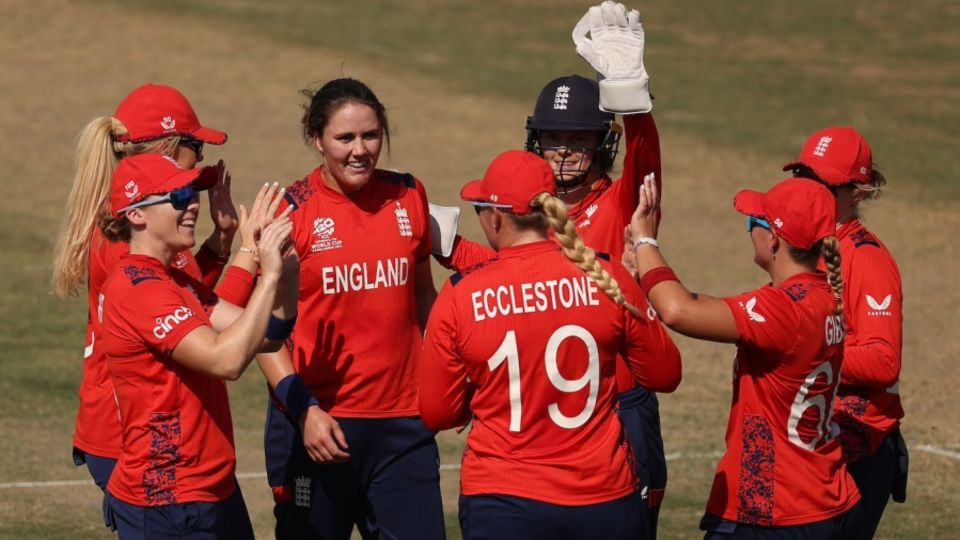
[113,83,227,145]
[782,126,872,185]
[460,150,557,215]
[733,178,837,250]
[110,154,217,217]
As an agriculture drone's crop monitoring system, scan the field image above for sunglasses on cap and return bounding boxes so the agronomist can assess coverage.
[179,137,204,158]
[472,202,512,215]
[746,216,771,232]
[119,185,199,214]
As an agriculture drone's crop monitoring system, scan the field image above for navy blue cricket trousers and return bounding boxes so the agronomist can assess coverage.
[265,401,445,540]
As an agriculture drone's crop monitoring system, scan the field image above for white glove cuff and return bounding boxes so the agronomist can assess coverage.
[599,77,653,114]
[428,203,460,257]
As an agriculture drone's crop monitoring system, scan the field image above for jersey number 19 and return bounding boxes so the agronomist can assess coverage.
[487,325,600,432]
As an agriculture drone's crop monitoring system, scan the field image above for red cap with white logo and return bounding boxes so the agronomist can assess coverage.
[110,154,217,217]
[782,126,872,185]
[460,150,557,215]
[113,83,227,145]
[733,178,837,250]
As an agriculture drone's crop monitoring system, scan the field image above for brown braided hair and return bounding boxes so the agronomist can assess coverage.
[530,192,642,317]
[821,236,844,315]
[787,236,844,316]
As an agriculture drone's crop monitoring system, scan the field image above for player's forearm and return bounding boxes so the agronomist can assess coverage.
[841,342,900,387]
[256,347,297,390]
[209,273,280,379]
[433,236,496,272]
[203,228,236,261]
[213,263,256,306]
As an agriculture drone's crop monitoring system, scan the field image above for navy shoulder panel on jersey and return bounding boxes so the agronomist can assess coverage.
[379,170,417,188]
[284,175,315,209]
[123,265,161,286]
[449,256,501,287]
[849,229,880,248]
[595,251,611,262]
[783,283,809,302]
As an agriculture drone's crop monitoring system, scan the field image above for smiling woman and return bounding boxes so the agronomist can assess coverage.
[253,78,444,540]
[48,82,266,535]
[97,153,301,539]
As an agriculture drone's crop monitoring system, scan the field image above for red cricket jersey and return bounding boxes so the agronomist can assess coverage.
[831,220,904,460]
[443,113,659,271]
[440,114,660,393]
[100,254,236,505]
[707,273,860,526]
[281,167,432,417]
[419,241,681,505]
[74,230,252,459]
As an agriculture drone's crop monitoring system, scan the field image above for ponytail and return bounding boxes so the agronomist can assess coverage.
[532,192,642,317]
[51,116,176,298]
[52,117,122,298]
[821,236,844,316]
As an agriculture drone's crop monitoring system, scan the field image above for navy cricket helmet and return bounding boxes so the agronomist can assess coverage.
[524,75,621,180]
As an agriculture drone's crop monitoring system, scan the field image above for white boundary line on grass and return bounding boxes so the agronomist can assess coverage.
[1,444,956,490]
[913,444,960,460]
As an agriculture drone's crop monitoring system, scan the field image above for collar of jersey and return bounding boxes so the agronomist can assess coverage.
[834,218,863,240]
[121,252,168,270]
[497,240,559,259]
[569,176,611,219]
[774,271,829,292]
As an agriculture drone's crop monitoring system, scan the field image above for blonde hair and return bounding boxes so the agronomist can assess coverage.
[51,116,179,298]
[821,236,844,316]
[852,167,886,202]
[531,192,642,317]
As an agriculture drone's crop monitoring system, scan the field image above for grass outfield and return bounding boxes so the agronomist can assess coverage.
[1,1,958,538]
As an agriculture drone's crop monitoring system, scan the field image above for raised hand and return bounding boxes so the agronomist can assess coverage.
[237,182,287,255]
[630,173,660,241]
[572,1,652,113]
[257,211,294,279]
[207,160,240,235]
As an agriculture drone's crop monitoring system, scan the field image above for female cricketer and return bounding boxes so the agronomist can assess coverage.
[98,152,298,538]
[785,126,907,538]
[420,150,681,540]
[630,176,863,539]
[255,78,444,539]
[433,3,673,536]
[51,83,258,529]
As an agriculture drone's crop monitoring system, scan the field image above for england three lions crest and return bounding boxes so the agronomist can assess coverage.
[395,203,412,237]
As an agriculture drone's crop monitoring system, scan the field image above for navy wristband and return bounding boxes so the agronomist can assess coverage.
[266,314,297,341]
[275,374,319,421]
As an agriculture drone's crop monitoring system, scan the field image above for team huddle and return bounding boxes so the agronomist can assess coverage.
[51,2,906,540]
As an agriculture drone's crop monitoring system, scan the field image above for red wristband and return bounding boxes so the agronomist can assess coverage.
[215,265,256,306]
[639,266,679,295]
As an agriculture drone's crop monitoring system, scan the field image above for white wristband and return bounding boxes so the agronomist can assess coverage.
[633,237,659,249]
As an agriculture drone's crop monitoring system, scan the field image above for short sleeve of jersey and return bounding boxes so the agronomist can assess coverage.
[115,281,209,357]
[723,286,800,365]
[412,177,432,263]
[610,261,682,392]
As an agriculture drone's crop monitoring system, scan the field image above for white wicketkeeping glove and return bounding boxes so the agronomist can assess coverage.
[427,203,460,257]
[572,1,652,114]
